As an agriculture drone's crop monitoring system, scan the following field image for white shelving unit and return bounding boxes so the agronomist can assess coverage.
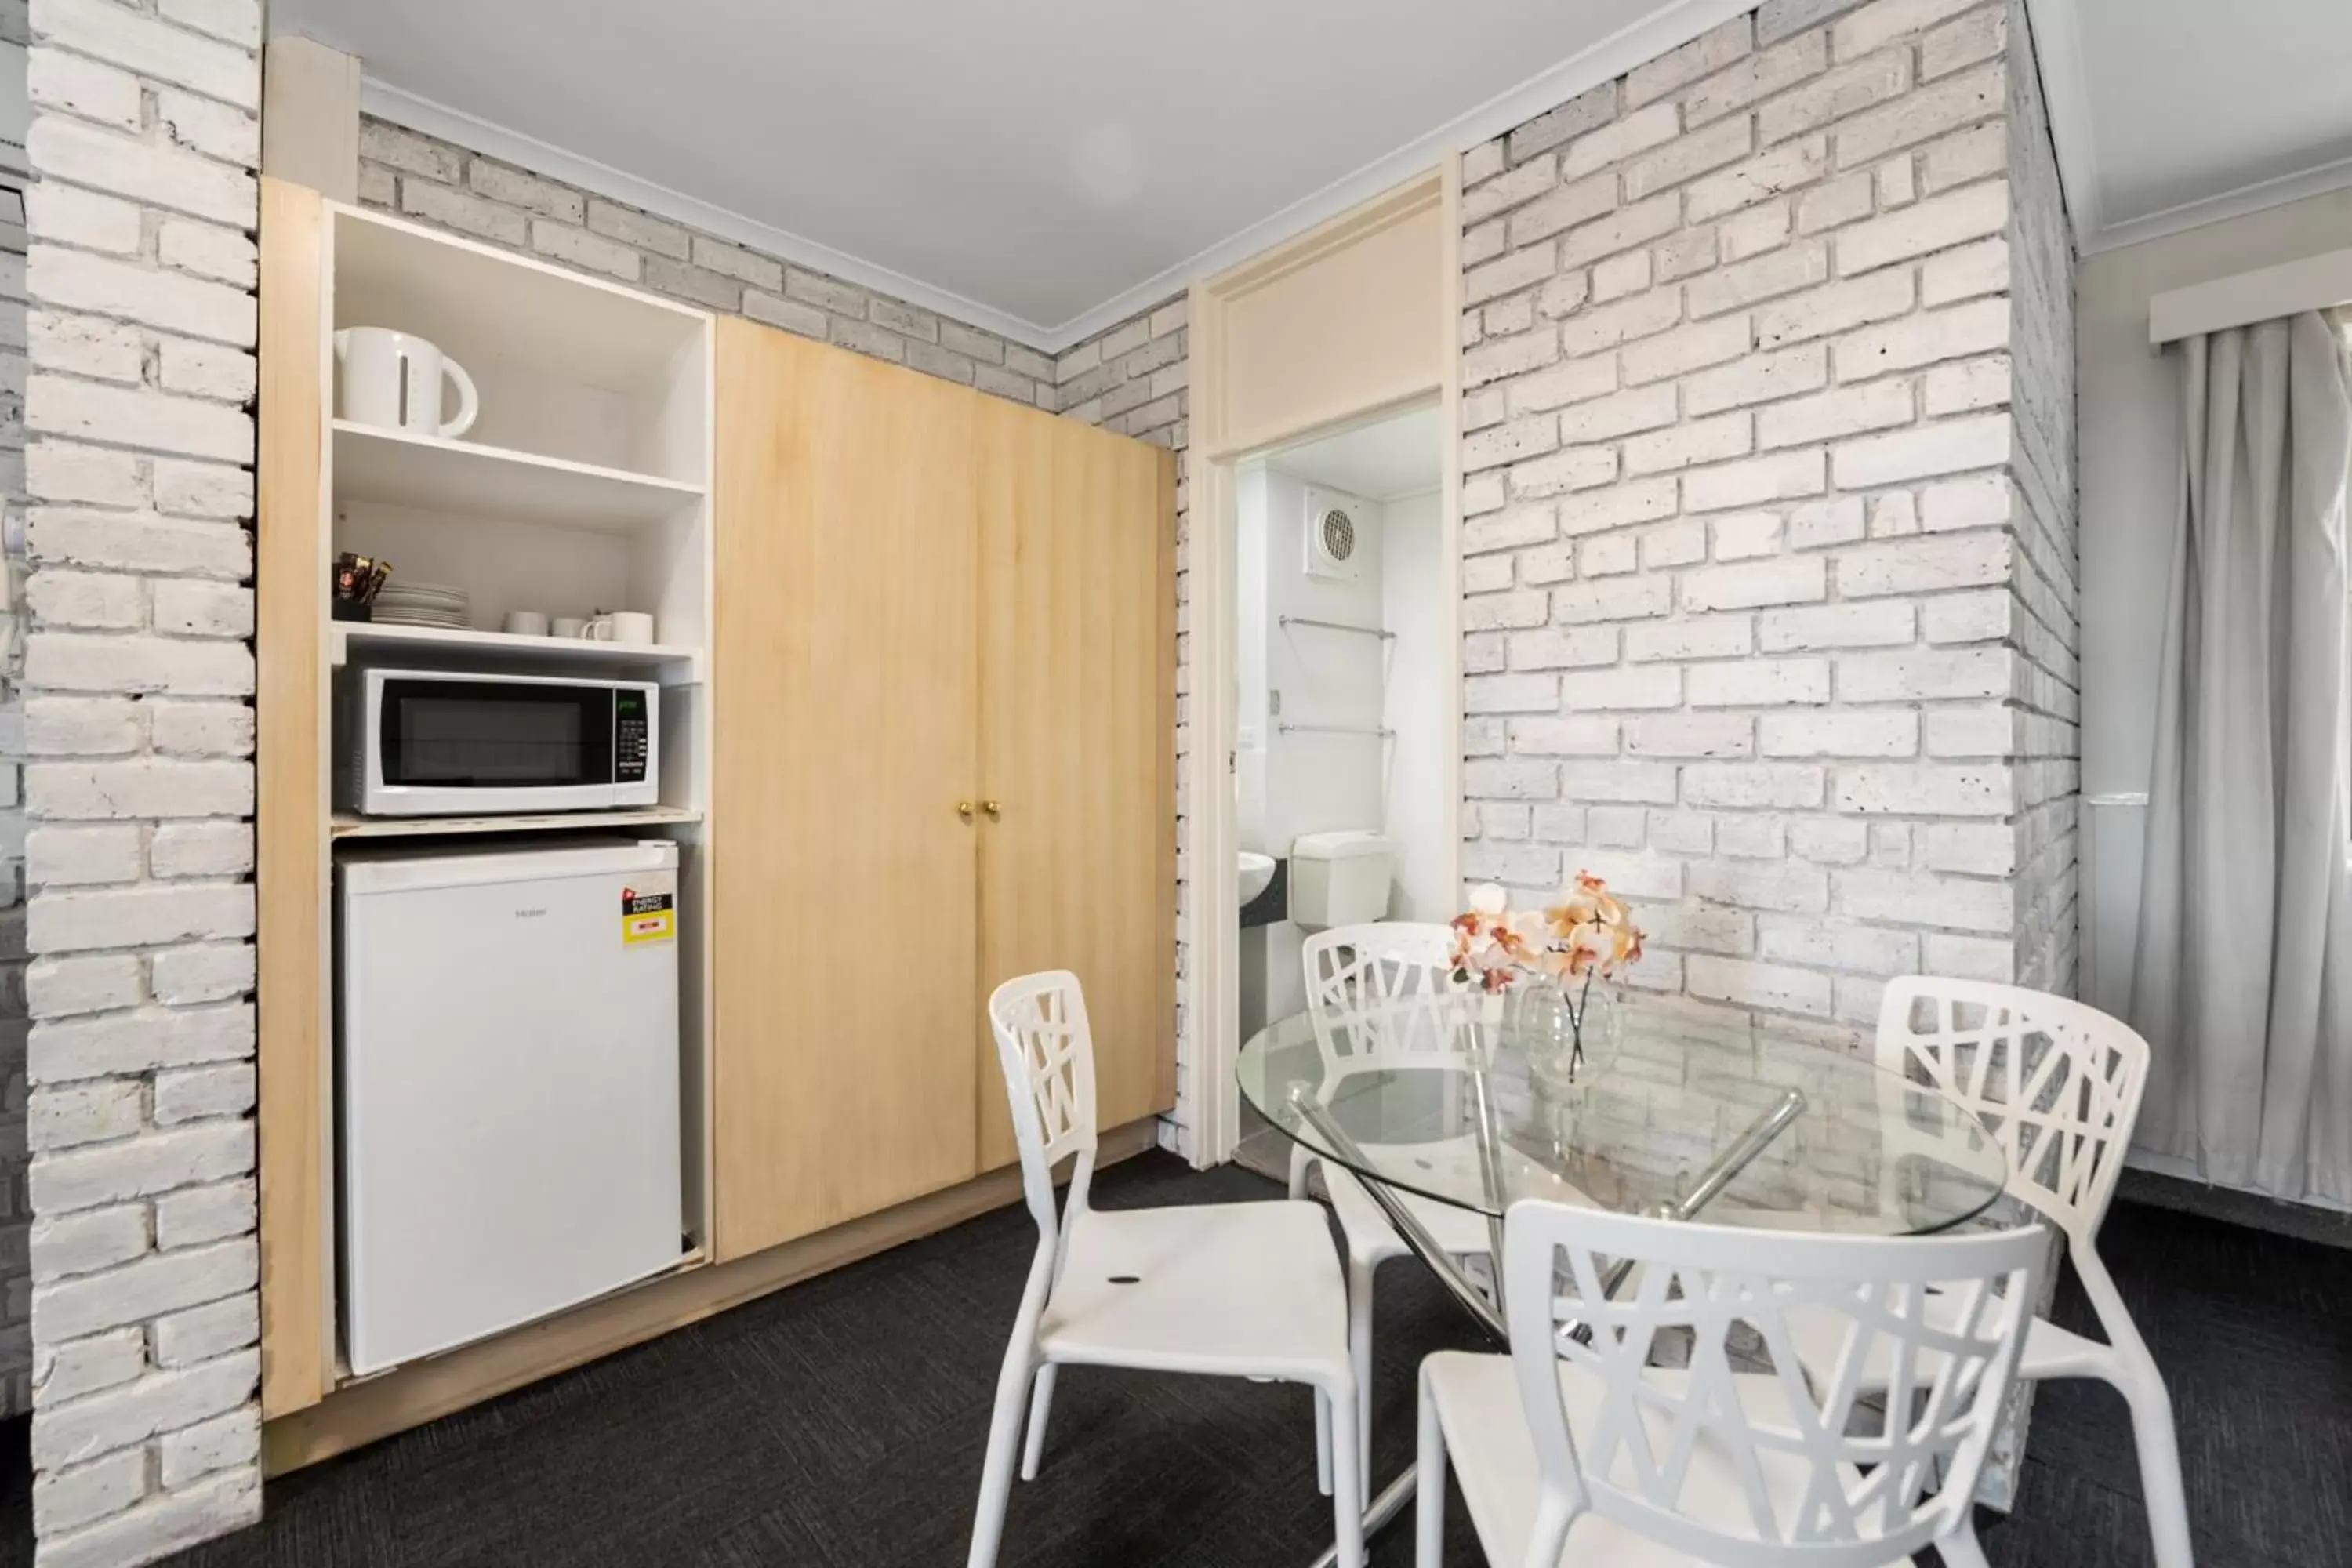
[332,421,704,532]
[332,621,704,682]
[312,201,720,1335]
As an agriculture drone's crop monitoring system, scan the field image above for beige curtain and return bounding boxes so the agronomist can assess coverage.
[2130,310,2352,1203]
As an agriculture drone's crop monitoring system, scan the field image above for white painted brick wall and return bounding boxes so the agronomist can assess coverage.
[1045,299,1189,1156]
[0,38,34,1425]
[20,0,264,1563]
[355,118,1061,410]
[1457,0,2074,1058]
[2000,0,2076,999]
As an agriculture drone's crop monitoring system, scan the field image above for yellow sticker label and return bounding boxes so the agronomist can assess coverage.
[621,887,676,944]
[624,909,675,944]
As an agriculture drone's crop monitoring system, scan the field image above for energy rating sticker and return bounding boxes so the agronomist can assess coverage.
[622,886,677,944]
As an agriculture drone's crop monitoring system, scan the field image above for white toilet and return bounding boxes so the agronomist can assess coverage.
[1287,831,1396,931]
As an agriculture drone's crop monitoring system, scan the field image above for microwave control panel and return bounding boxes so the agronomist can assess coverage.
[615,689,649,783]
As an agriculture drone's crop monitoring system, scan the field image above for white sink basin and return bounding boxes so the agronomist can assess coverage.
[1238,851,1276,904]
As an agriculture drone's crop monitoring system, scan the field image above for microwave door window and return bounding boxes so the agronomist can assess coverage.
[379,681,613,789]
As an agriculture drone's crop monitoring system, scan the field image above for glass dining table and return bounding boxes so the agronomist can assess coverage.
[1237,986,2012,1566]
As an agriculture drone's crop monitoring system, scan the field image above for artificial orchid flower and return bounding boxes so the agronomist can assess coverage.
[1450,884,1541,990]
[1457,872,1646,987]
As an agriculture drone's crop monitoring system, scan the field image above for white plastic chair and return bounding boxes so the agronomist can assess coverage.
[969,970,1366,1568]
[1290,923,1497,1501]
[1782,977,2191,1568]
[1417,1200,2047,1568]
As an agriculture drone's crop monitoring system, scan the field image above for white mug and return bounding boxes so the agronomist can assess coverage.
[550,616,588,639]
[574,611,655,646]
[502,610,550,637]
[334,327,479,439]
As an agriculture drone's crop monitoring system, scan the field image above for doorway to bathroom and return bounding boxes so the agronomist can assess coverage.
[1178,164,1460,1175]
[1231,401,1455,1181]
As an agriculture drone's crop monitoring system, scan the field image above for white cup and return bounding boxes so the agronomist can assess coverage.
[332,328,479,439]
[572,611,655,645]
[597,611,655,646]
[550,616,588,639]
[503,610,550,637]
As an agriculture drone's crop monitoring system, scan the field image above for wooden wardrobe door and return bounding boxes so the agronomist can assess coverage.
[976,399,1178,1170]
[712,318,982,1259]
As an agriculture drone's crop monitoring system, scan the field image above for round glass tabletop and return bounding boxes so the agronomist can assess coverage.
[1238,989,2009,1236]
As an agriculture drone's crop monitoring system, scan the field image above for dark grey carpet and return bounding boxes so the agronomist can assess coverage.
[0,1152,2318,1566]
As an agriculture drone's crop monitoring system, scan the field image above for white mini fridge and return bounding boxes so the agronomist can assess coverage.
[337,837,685,1374]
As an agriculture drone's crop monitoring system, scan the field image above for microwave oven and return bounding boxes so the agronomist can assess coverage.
[339,668,659,816]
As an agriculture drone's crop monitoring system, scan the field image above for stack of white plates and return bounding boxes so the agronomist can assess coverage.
[371,583,470,630]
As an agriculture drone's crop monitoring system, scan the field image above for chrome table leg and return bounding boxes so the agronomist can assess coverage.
[1302,1469,1417,1568]
[1291,1093,1505,1342]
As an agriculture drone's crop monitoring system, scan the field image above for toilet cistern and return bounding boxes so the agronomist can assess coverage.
[1287,831,1396,931]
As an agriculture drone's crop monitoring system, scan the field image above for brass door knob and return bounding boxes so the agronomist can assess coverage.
[956,800,975,822]
[982,800,1003,819]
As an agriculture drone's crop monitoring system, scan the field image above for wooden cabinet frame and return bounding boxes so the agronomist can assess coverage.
[257,176,333,1418]
[259,262,1176,1453]
[258,182,719,1419]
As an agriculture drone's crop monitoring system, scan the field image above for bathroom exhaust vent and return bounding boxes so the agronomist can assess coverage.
[1303,488,1363,580]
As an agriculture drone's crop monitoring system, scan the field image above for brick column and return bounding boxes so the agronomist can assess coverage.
[1457,0,2077,1033]
[20,0,264,1561]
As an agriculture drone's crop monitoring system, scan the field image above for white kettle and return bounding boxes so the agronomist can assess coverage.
[333,327,479,440]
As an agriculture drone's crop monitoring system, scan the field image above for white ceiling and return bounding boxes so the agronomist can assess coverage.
[275,0,2352,339]
[1270,405,1444,502]
[274,0,1698,347]
[2033,0,2352,251]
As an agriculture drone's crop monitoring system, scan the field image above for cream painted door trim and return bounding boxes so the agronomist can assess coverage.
[1183,162,1465,1169]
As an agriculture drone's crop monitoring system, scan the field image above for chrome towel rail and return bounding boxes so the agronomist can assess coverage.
[1279,615,1393,641]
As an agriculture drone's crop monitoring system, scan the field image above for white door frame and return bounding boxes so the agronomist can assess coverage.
[1181,162,1465,1168]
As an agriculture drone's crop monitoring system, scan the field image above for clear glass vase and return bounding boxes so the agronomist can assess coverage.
[1510,978,1617,1091]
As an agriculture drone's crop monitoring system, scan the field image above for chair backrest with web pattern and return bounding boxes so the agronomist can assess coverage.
[1299,923,1469,1089]
[1875,978,2150,1243]
[985,971,1099,1236]
[1501,1201,2045,1566]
